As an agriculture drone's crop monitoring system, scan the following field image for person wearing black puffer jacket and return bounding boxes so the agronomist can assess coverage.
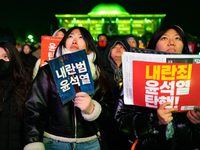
[102,39,132,150]
[115,86,200,150]
[23,27,115,150]
[115,25,200,150]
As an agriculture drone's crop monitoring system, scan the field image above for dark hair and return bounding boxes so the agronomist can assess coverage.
[125,35,139,47]
[97,33,108,41]
[59,28,68,35]
[147,25,191,54]
[55,26,109,96]
[0,42,33,115]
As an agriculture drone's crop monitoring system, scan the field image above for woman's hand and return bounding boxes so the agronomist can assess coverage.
[187,110,200,124]
[74,92,94,114]
[157,102,178,125]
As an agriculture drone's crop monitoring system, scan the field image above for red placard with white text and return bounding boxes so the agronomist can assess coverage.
[40,36,62,67]
[188,43,195,53]
[132,61,200,111]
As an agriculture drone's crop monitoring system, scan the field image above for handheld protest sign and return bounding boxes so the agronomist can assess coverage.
[48,49,94,104]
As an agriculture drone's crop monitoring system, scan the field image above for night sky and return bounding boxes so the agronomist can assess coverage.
[1,0,200,42]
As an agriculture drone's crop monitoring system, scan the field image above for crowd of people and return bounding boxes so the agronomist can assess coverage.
[0,25,200,150]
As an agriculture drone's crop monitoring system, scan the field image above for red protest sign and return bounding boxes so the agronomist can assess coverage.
[188,43,195,54]
[40,36,62,67]
[132,61,200,111]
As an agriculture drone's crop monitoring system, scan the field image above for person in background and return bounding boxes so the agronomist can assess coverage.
[23,26,114,150]
[115,25,199,150]
[20,44,38,68]
[193,40,200,54]
[32,27,68,79]
[52,27,68,37]
[0,41,33,150]
[32,42,41,59]
[97,33,109,66]
[103,39,130,99]
[103,39,132,150]
[137,36,146,49]
[125,35,139,48]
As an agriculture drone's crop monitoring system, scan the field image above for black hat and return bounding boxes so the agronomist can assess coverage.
[0,36,16,46]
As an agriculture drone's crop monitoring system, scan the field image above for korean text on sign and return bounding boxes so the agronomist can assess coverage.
[55,60,91,92]
[145,64,192,109]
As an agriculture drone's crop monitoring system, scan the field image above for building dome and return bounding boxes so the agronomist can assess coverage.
[88,3,130,15]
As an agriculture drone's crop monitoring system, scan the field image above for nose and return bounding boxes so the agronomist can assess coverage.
[72,38,77,44]
[168,38,175,45]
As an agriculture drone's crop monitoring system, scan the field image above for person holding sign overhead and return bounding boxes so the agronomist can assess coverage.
[115,25,200,150]
[23,26,114,150]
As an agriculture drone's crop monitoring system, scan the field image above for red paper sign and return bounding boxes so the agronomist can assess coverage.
[40,36,63,67]
[188,43,195,54]
[132,61,200,111]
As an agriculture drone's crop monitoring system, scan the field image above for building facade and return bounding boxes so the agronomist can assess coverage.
[55,3,166,40]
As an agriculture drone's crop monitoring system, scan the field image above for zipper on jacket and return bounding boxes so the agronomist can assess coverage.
[74,102,77,142]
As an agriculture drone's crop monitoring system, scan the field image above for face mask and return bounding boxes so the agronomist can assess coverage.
[0,59,13,79]
[98,40,107,47]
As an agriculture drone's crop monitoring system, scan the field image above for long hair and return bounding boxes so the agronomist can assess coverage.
[0,42,33,115]
[55,26,109,96]
[148,25,191,54]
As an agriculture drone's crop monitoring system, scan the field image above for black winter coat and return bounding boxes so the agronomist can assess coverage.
[24,65,114,145]
[115,87,200,150]
[0,81,25,150]
[102,40,132,150]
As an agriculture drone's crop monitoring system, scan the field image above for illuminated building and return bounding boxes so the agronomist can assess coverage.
[55,3,166,40]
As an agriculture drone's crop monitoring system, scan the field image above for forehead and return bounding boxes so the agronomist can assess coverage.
[164,29,179,36]
[24,45,30,48]
[114,43,123,47]
[57,31,64,34]
[99,35,106,39]
[70,29,81,34]
[128,38,136,42]
[0,47,7,53]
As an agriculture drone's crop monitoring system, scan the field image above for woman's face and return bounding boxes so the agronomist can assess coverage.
[56,31,65,37]
[65,29,87,53]
[155,29,184,54]
[23,45,31,54]
[0,47,9,61]
[127,39,137,47]
[111,43,126,61]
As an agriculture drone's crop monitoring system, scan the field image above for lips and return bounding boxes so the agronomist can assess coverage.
[70,45,79,49]
[167,48,176,52]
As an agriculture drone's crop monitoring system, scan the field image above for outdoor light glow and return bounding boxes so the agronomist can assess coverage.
[28,35,33,39]
[64,19,69,23]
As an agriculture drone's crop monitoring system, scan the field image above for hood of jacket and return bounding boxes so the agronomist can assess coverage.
[52,27,68,37]
[103,39,130,86]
